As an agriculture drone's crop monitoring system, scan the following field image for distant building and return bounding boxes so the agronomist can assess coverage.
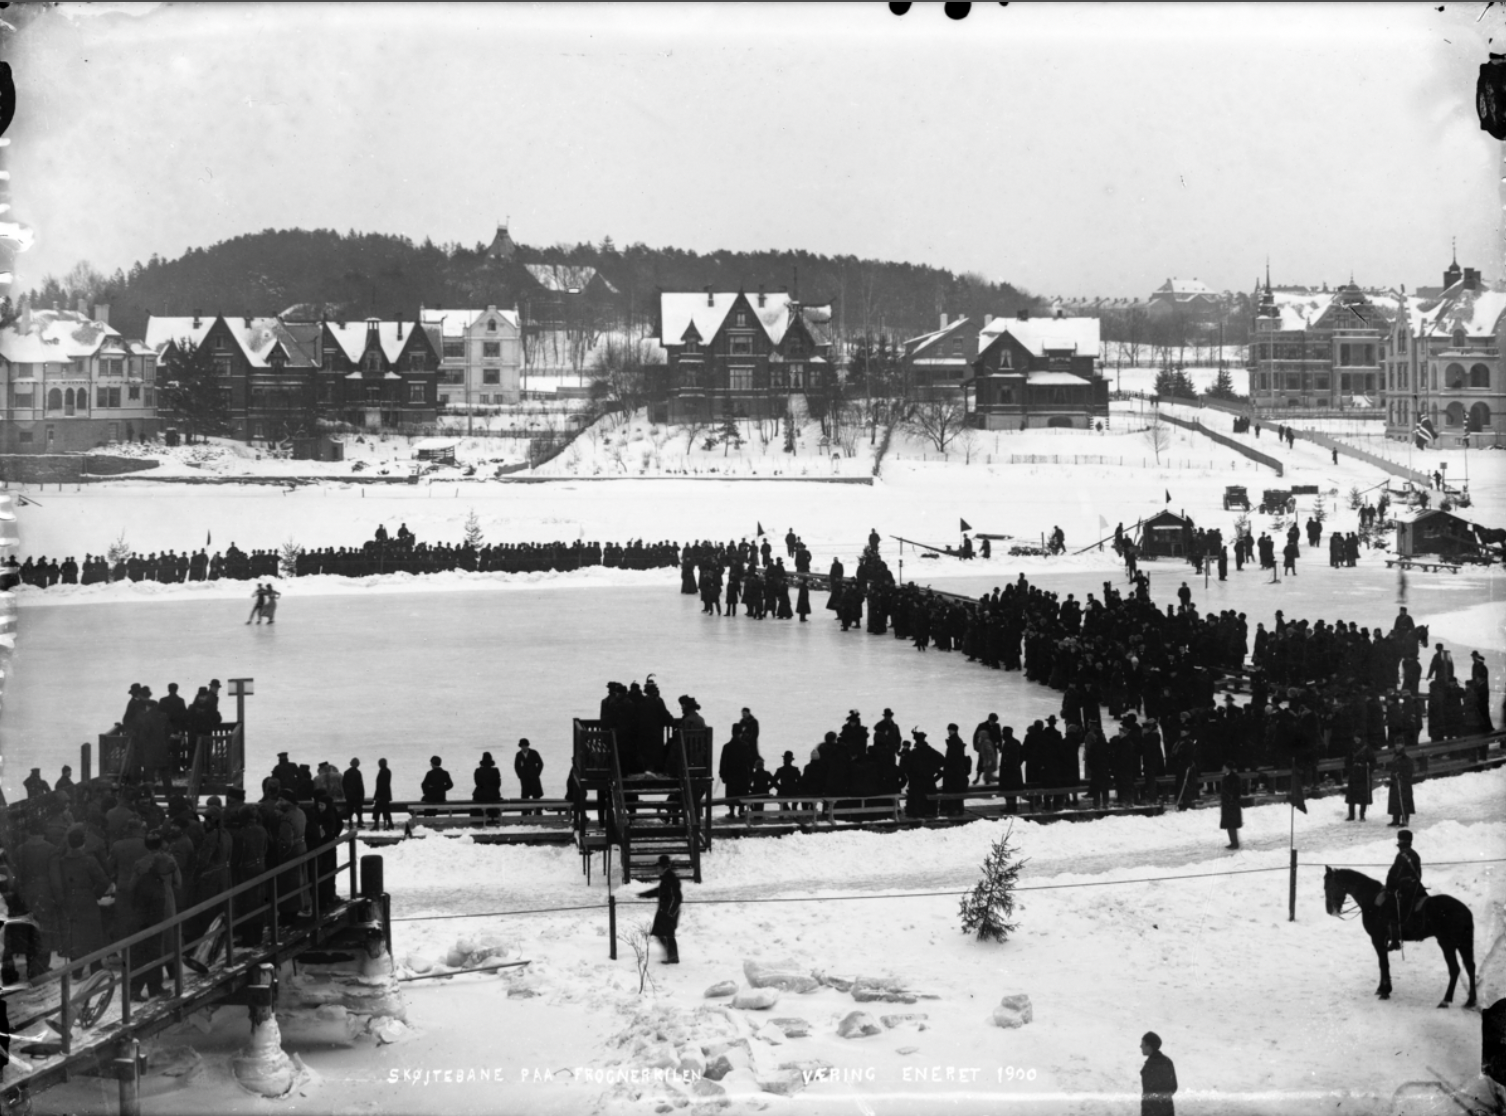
[965,310,1107,429]
[0,300,158,452]
[655,289,834,423]
[147,310,440,440]
[518,264,619,332]
[1147,278,1222,319]
[1247,273,1391,411]
[487,223,519,261]
[420,305,522,406]
[1395,508,1477,560]
[1383,254,1504,447]
[901,315,976,400]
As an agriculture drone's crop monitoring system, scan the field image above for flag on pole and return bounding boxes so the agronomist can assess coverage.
[206,530,212,547]
[756,521,765,536]
[1099,514,1109,531]
[1414,416,1437,450]
[1287,769,1308,814]
[1165,489,1172,504]
[960,518,972,532]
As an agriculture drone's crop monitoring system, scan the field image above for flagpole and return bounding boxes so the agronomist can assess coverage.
[1288,801,1297,922]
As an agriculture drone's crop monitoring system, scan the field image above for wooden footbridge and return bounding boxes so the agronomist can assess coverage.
[1,831,384,1115]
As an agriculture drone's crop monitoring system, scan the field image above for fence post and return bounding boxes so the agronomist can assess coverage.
[608,894,617,960]
[81,741,92,783]
[1289,847,1298,922]
[116,1039,143,1116]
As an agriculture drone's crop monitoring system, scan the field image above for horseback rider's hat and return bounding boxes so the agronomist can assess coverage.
[1397,829,1413,844]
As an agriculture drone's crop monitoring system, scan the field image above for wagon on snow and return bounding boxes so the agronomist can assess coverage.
[1260,488,1295,514]
[1223,485,1250,511]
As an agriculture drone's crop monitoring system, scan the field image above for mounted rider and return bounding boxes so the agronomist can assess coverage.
[1382,829,1424,951]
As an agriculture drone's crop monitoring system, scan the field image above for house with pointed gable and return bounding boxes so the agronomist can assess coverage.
[1147,278,1223,320]
[1247,270,1391,412]
[315,314,441,430]
[901,314,977,400]
[965,309,1107,429]
[655,288,834,423]
[419,305,522,406]
[1,300,158,452]
[1383,253,1505,448]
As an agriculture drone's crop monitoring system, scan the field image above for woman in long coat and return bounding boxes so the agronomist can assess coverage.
[473,752,503,823]
[1219,763,1243,850]
[51,829,111,967]
[230,805,269,946]
[1344,738,1373,822]
[1386,744,1416,826]
[126,833,182,998]
[1084,727,1112,810]
[940,729,971,817]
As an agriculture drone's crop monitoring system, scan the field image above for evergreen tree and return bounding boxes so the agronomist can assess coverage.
[464,508,484,548]
[1311,492,1327,524]
[279,539,302,579]
[719,416,743,457]
[158,338,230,442]
[958,824,1026,943]
[1153,367,1177,399]
[1208,365,1239,400]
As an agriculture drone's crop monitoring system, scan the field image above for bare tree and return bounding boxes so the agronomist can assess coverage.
[905,398,969,455]
[956,424,980,464]
[1143,408,1170,464]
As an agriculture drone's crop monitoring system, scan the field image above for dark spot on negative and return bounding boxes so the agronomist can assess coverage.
[945,2,971,17]
[888,2,912,13]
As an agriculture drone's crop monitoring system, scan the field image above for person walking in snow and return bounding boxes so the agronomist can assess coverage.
[638,854,682,964]
[1139,1032,1178,1116]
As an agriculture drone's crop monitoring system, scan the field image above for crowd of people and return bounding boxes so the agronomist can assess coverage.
[679,532,815,620]
[5,524,681,589]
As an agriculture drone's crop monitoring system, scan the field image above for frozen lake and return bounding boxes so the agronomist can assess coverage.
[5,561,1500,802]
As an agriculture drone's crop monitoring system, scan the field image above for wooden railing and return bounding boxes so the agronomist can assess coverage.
[8,829,361,1058]
[606,727,632,882]
[672,732,702,884]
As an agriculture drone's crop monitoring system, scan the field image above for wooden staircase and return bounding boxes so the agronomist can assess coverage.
[572,719,712,883]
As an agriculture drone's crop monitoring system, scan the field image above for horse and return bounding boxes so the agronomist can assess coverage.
[1323,866,1477,1009]
[1469,523,1506,563]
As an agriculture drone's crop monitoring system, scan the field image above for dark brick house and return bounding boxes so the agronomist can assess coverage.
[655,290,834,423]
[967,311,1108,429]
[902,315,976,400]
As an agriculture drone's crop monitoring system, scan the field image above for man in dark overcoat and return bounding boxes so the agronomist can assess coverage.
[1139,1032,1178,1116]
[638,854,682,964]
[515,739,545,815]
[1219,762,1243,850]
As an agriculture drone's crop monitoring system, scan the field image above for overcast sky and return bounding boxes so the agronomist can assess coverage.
[7,2,1500,302]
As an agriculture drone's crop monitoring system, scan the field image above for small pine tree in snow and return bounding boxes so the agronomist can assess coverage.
[719,417,742,457]
[279,539,302,579]
[1349,485,1363,510]
[783,411,796,454]
[464,508,484,548]
[106,532,133,579]
[1312,492,1327,524]
[959,824,1025,943]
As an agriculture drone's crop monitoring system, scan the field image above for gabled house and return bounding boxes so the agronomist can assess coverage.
[966,310,1106,429]
[419,305,522,407]
[655,289,834,423]
[1383,254,1504,447]
[146,312,321,442]
[901,315,976,400]
[1147,278,1223,320]
[1247,272,1392,412]
[518,264,619,332]
[1,301,158,452]
[316,315,440,430]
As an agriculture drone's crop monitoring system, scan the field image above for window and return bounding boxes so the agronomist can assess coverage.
[683,341,698,355]
[1452,328,1467,349]
[44,424,55,447]
[408,353,427,372]
[770,367,786,391]
[1000,350,1013,370]
[1445,363,1466,389]
[320,381,337,403]
[215,337,227,352]
[735,312,748,327]
[1364,375,1376,394]
[1398,332,1407,354]
[439,394,451,406]
[1285,373,1301,391]
[483,369,500,385]
[18,431,32,444]
[1339,374,1350,393]
[97,386,109,408]
[102,358,124,376]
[443,340,464,359]
[365,385,382,402]
[949,339,964,358]
[483,342,501,357]
[144,387,155,407]
[409,384,425,403]
[1470,364,1491,388]
[269,352,286,370]
[487,319,497,332]
[1445,402,1465,427]
[363,351,382,373]
[215,355,233,377]
[12,388,33,409]
[1314,375,1330,391]
[729,335,753,356]
[128,385,140,402]
[788,363,805,390]
[729,367,753,391]
[323,349,338,371]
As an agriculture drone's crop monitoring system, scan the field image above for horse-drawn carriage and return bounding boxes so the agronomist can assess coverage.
[1222,485,1250,511]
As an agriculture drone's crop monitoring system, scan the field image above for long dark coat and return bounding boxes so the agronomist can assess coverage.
[514,749,545,798]
[51,847,110,959]
[997,734,1025,791]
[342,766,366,808]
[473,762,503,803]
[421,766,454,803]
[1219,771,1244,831]
[639,867,683,940]
[1140,1050,1178,1116]
[1344,746,1374,807]
[1386,751,1416,817]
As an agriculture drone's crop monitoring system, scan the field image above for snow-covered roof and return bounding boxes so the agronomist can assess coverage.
[413,437,459,452]
[1026,371,1091,386]
[0,308,124,364]
[419,308,521,338]
[325,320,422,364]
[659,292,797,346]
[523,264,618,296]
[1154,278,1216,298]
[979,316,1100,357]
[904,317,972,357]
[1412,284,1506,340]
[1261,290,1335,332]
[144,315,318,368]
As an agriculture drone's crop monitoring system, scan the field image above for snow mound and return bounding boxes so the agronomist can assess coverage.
[837,1011,882,1038]
[992,992,1034,1028]
[731,987,780,1010]
[743,958,819,992]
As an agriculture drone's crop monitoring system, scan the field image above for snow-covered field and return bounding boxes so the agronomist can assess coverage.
[6,406,1505,1115]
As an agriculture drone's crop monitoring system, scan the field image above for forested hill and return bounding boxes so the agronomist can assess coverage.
[29,228,1038,341]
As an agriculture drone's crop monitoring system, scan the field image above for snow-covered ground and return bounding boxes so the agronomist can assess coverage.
[6,411,1505,1114]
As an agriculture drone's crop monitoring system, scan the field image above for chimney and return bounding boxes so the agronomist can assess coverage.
[939,312,948,330]
[192,309,201,329]
[1017,309,1030,321]
[757,285,766,308]
[1464,268,1480,291]
[93,303,110,326]
[1054,307,1065,320]
[705,286,714,307]
[243,315,252,329]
